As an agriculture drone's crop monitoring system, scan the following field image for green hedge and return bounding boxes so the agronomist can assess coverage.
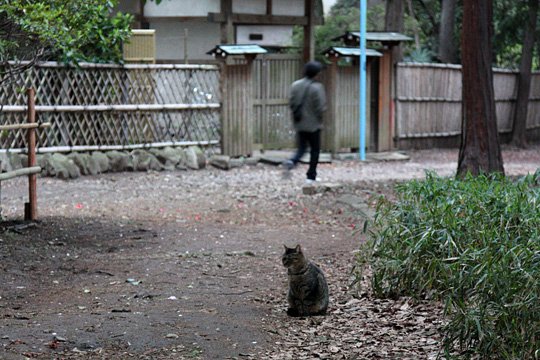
[359,172,540,359]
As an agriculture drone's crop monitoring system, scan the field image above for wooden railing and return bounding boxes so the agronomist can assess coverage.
[0,88,50,220]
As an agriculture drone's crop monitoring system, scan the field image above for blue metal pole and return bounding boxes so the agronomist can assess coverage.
[359,0,367,161]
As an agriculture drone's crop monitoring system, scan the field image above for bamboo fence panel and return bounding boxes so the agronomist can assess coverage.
[334,65,360,149]
[528,73,540,130]
[252,54,301,149]
[493,69,518,133]
[0,62,220,152]
[396,63,462,139]
[396,63,539,144]
[221,63,253,156]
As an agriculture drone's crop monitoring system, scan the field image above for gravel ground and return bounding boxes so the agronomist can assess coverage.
[0,146,539,359]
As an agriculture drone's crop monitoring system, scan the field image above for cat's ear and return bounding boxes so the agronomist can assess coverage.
[295,244,302,253]
[283,244,288,251]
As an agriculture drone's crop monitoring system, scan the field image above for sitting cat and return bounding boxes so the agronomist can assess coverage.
[282,244,329,317]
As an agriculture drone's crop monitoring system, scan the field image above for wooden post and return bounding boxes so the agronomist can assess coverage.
[377,48,394,152]
[184,28,189,64]
[139,0,144,28]
[323,56,339,153]
[25,88,37,221]
[260,55,270,149]
[266,0,273,15]
[302,0,315,63]
[220,0,234,44]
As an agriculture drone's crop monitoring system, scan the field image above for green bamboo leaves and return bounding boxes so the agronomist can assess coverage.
[360,171,540,359]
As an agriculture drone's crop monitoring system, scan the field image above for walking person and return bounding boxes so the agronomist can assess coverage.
[283,61,327,184]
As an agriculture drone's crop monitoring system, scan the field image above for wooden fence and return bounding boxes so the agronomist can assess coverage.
[395,63,540,148]
[321,61,379,153]
[221,62,254,157]
[6,61,538,156]
[252,54,302,150]
[0,62,220,153]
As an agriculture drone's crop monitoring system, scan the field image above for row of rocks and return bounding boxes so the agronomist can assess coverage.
[0,147,260,180]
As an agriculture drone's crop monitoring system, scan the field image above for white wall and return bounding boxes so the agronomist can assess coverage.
[236,26,293,46]
[144,0,219,17]
[150,20,220,61]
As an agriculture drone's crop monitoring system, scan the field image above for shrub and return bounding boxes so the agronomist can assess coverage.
[1,0,133,64]
[359,172,540,359]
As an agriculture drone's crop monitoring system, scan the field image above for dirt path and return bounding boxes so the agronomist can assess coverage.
[1,146,539,359]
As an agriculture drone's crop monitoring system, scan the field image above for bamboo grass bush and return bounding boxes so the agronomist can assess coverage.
[358,172,540,359]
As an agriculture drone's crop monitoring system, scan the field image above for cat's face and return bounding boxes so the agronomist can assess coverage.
[282,245,305,268]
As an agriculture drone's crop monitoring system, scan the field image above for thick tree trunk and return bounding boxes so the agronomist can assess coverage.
[511,0,539,148]
[385,0,404,62]
[457,0,504,177]
[384,0,404,31]
[438,0,458,63]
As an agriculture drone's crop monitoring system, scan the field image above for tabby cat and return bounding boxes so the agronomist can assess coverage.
[282,244,329,317]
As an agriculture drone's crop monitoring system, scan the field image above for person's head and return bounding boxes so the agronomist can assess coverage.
[304,61,323,79]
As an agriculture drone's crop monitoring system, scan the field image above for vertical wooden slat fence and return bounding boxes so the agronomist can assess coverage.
[0,62,220,153]
[493,69,519,133]
[528,74,540,131]
[321,59,378,153]
[396,63,462,141]
[395,63,540,148]
[252,54,302,150]
[322,64,365,152]
[221,62,254,157]
[335,66,362,149]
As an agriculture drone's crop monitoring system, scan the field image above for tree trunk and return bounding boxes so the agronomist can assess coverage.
[511,0,539,148]
[406,0,421,51]
[385,0,404,62]
[385,0,404,31]
[457,0,504,177]
[438,0,458,63]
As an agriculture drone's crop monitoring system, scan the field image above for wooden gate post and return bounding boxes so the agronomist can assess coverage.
[377,47,394,152]
[25,88,37,221]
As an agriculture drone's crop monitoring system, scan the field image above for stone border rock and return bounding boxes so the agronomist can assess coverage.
[0,147,264,180]
[1,148,413,180]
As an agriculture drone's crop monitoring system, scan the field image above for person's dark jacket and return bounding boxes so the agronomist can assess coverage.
[289,77,327,132]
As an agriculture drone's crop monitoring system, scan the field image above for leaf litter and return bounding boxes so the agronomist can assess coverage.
[0,146,538,359]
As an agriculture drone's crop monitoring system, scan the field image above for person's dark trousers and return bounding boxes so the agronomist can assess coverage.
[290,129,321,180]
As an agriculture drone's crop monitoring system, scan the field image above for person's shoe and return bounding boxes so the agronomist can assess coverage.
[305,177,323,185]
[282,160,295,171]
